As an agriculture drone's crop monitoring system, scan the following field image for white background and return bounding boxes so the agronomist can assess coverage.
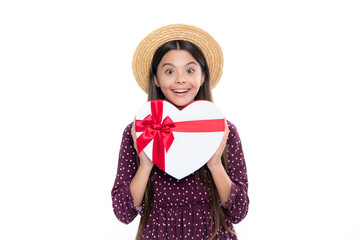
[1,0,359,239]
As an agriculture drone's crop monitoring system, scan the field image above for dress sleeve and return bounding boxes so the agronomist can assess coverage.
[220,120,250,224]
[111,122,145,224]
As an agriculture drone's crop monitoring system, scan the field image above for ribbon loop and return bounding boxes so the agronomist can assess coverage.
[135,101,175,171]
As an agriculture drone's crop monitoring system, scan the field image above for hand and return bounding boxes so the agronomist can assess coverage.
[206,119,229,171]
[131,117,154,171]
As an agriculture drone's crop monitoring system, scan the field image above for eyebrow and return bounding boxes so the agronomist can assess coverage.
[161,61,197,68]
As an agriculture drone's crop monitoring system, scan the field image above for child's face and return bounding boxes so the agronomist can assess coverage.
[154,50,205,110]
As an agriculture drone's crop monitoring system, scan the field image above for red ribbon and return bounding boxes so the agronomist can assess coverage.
[135,100,224,171]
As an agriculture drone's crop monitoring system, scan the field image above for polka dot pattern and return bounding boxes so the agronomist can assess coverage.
[111,120,249,239]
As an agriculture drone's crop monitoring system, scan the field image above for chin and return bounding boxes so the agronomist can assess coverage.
[174,101,192,110]
[165,95,195,109]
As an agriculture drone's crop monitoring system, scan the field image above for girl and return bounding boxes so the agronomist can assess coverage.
[111,24,249,240]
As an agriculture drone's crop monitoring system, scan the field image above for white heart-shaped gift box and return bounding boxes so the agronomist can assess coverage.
[135,100,225,180]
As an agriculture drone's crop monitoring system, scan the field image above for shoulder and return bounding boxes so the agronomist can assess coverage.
[226,119,238,132]
[123,122,133,134]
[226,119,241,144]
[121,122,134,144]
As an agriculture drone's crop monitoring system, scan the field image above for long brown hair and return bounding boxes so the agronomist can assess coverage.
[135,40,235,240]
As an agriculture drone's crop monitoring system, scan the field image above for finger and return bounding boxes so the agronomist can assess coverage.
[131,117,138,151]
[132,117,136,130]
[224,118,229,133]
[223,119,229,136]
[225,122,229,135]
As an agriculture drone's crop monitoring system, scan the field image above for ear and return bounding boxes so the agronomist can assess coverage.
[200,72,205,86]
[154,75,160,87]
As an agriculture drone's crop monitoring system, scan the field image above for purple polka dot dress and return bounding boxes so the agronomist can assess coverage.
[111,120,249,239]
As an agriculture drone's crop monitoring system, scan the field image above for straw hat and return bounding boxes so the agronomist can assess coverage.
[132,23,224,93]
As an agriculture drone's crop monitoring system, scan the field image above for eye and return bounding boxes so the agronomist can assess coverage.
[187,68,195,73]
[165,69,174,74]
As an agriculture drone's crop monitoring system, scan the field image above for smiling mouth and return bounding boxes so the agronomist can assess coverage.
[172,89,190,93]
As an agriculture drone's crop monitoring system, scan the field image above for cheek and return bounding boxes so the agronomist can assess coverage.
[190,74,203,85]
[159,80,172,89]
[158,76,173,88]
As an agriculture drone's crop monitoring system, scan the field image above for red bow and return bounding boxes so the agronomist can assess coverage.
[135,100,225,171]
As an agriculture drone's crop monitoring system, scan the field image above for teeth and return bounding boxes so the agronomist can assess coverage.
[173,89,188,93]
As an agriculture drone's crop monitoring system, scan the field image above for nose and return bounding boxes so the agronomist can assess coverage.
[176,73,186,84]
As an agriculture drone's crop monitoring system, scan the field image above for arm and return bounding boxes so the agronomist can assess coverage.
[208,120,250,224]
[111,122,152,224]
[207,121,232,206]
[221,120,250,223]
[129,119,154,206]
[208,163,232,206]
